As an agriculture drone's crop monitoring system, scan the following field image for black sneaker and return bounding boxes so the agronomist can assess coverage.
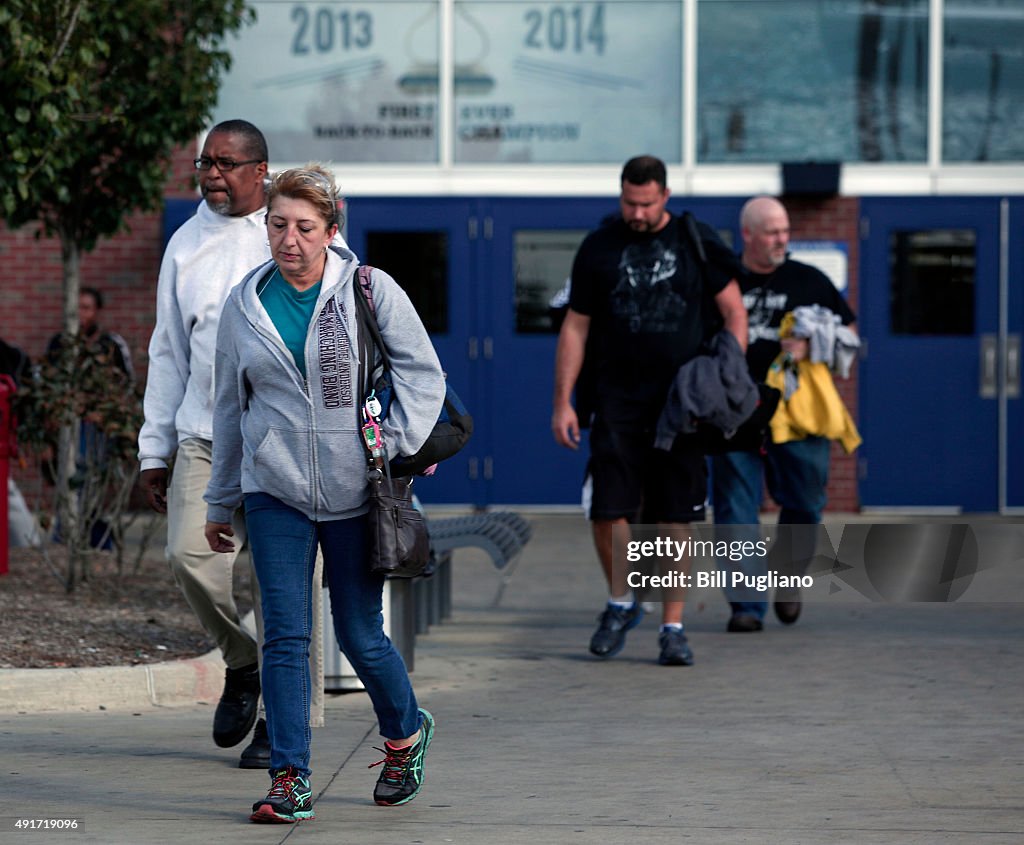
[250,766,315,823]
[589,603,644,658]
[239,718,270,769]
[371,708,435,806]
[658,628,695,666]
[727,613,764,633]
[774,587,802,625]
[213,663,260,748]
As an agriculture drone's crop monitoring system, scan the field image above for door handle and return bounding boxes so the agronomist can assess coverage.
[1007,334,1021,399]
[980,334,997,398]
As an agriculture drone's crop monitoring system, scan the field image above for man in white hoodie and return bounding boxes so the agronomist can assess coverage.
[138,120,272,767]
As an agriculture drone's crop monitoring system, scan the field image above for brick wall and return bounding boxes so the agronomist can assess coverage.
[777,195,861,513]
[0,145,198,374]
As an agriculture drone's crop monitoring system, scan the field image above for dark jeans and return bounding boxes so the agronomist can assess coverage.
[711,437,831,619]
[244,493,420,777]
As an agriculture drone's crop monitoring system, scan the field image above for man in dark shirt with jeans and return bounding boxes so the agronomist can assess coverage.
[712,196,857,633]
[552,155,747,666]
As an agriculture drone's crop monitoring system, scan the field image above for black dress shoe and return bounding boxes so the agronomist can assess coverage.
[213,663,260,748]
[774,588,802,625]
[238,718,271,769]
[727,613,764,633]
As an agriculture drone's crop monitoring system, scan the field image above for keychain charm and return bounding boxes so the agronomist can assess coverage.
[365,392,382,419]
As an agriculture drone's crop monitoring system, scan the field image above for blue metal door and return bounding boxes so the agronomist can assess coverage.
[344,197,479,505]
[859,198,1003,511]
[483,198,612,505]
[1005,199,1024,511]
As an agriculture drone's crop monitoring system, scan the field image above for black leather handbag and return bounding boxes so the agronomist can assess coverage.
[365,470,431,578]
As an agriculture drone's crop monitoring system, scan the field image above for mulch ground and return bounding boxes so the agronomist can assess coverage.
[0,542,253,669]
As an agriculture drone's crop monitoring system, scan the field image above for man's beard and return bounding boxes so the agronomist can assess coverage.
[206,195,232,215]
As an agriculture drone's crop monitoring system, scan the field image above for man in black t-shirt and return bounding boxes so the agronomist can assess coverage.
[711,196,857,633]
[552,155,747,667]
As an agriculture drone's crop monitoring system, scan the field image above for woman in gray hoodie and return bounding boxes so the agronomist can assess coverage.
[203,165,445,824]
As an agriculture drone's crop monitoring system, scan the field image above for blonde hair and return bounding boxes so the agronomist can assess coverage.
[268,163,339,230]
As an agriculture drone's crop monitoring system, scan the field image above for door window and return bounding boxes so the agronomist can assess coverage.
[365,231,450,333]
[514,229,588,333]
[889,229,976,336]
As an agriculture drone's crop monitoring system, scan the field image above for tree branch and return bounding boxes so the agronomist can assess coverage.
[49,0,86,72]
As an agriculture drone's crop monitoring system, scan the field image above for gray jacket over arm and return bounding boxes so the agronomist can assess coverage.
[654,330,758,449]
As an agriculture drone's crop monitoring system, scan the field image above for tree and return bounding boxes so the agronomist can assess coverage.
[0,0,253,584]
[16,336,152,588]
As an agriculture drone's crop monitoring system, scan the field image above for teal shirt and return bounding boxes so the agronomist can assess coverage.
[258,267,322,379]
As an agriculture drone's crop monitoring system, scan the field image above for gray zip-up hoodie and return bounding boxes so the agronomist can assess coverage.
[204,244,445,523]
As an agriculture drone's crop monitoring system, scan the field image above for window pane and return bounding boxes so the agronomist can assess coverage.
[215,2,439,163]
[889,230,975,336]
[365,232,449,333]
[454,2,681,163]
[943,0,1024,162]
[515,230,589,333]
[698,0,928,163]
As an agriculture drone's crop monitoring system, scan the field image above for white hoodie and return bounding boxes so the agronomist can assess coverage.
[138,200,269,470]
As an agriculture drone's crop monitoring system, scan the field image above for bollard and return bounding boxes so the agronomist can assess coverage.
[0,374,16,575]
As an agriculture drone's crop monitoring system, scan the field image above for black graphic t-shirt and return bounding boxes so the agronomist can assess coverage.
[742,258,856,381]
[570,215,734,426]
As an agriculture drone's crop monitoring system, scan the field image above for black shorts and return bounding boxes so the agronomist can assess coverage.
[586,418,707,523]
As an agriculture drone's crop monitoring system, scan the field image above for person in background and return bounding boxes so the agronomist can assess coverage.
[1,337,41,548]
[204,164,445,823]
[711,196,857,633]
[552,155,746,666]
[46,287,135,550]
[47,287,134,383]
[137,119,273,768]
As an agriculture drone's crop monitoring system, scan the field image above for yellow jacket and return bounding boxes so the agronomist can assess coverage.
[765,356,861,453]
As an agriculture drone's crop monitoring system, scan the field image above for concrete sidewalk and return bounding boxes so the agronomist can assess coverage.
[1,514,1022,844]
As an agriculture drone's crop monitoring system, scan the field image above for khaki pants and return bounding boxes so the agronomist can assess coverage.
[166,438,323,726]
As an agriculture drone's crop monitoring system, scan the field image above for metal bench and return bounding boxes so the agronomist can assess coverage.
[425,511,533,607]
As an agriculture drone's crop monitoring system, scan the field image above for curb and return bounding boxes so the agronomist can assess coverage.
[0,649,226,714]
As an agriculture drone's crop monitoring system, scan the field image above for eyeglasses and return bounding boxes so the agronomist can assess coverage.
[193,157,263,172]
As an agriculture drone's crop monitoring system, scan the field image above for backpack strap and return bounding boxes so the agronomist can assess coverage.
[681,211,708,266]
[357,264,377,315]
[352,265,393,396]
[678,212,733,346]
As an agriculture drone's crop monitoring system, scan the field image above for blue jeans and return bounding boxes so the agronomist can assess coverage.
[244,493,420,777]
[711,437,831,619]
